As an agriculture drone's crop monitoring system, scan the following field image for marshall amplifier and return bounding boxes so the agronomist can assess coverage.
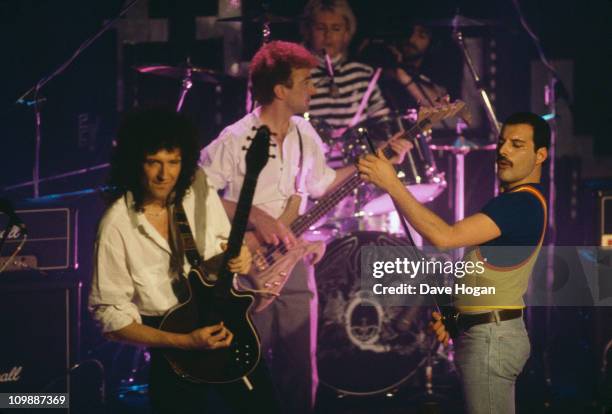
[0,208,77,270]
[0,277,81,395]
[601,190,612,246]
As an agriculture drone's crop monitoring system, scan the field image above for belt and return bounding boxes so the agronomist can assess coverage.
[457,309,523,331]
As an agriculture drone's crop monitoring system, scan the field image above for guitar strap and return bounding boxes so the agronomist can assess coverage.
[294,125,305,195]
[173,203,203,268]
[169,170,210,270]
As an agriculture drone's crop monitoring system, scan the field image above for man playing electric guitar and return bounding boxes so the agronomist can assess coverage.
[200,40,410,414]
[89,108,278,414]
[358,112,550,414]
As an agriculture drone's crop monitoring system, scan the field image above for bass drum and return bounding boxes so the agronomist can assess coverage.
[315,231,431,396]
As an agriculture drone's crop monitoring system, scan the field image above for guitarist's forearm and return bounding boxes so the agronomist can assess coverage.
[104,322,192,350]
[221,198,271,227]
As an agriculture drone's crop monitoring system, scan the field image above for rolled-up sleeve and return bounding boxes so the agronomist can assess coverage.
[303,123,336,198]
[200,130,236,191]
[88,226,142,333]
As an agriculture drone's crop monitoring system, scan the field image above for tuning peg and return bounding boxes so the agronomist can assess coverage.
[242,146,248,151]
[269,143,277,147]
[269,154,276,158]
[251,126,258,131]
[246,136,253,141]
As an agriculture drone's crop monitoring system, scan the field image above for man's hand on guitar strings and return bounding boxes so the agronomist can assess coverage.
[429,311,450,346]
[251,210,297,248]
[187,322,234,350]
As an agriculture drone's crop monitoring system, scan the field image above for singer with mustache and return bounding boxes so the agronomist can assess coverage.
[358,112,550,414]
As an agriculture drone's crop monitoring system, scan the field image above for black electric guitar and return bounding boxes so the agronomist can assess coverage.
[159,125,271,385]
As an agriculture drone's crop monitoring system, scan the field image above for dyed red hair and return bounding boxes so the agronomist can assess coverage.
[249,41,318,105]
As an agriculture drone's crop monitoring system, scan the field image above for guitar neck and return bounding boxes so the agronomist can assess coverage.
[219,174,257,280]
[290,118,432,237]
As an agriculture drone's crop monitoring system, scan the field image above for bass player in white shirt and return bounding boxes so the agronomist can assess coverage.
[200,40,410,414]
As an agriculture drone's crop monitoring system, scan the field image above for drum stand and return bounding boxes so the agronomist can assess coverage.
[419,341,455,409]
[175,59,194,112]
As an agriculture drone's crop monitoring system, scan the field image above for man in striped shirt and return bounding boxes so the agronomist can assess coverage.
[301,0,390,132]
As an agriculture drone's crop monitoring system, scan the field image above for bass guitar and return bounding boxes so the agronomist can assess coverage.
[244,101,468,312]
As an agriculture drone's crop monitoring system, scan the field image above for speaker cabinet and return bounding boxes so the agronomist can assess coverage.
[0,276,81,394]
[600,190,612,246]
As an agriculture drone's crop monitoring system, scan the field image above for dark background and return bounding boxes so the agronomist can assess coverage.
[0,1,611,413]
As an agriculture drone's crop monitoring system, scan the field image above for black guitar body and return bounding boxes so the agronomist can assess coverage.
[159,267,261,383]
[157,125,271,384]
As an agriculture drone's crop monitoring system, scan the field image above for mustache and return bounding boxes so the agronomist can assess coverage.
[497,156,513,166]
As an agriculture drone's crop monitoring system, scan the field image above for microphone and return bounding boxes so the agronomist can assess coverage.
[0,198,27,235]
[323,49,335,79]
[322,49,340,98]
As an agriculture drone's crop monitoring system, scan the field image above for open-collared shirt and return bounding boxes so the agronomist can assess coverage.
[200,107,336,218]
[88,173,230,333]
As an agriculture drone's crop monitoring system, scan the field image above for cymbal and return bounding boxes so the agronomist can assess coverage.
[422,14,498,28]
[430,142,497,154]
[217,13,293,24]
[134,64,223,84]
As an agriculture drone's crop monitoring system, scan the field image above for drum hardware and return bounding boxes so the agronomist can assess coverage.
[134,59,226,113]
[452,25,501,136]
[218,8,293,113]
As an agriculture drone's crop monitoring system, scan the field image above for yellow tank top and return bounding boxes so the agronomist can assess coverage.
[454,185,547,312]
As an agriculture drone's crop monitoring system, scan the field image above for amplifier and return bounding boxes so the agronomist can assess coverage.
[0,277,81,394]
[601,191,612,246]
[0,208,77,270]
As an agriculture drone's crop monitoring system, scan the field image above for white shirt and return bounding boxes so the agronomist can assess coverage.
[88,171,230,333]
[200,108,336,218]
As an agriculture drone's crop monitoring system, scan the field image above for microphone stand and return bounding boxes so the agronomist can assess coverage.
[451,22,501,137]
[451,15,502,200]
[15,0,141,198]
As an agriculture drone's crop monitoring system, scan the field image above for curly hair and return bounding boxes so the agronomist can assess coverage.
[106,108,200,211]
[250,40,318,105]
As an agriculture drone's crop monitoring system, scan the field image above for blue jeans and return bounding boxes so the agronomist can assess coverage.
[455,316,530,414]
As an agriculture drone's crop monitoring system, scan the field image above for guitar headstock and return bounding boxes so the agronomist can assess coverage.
[417,99,471,126]
[244,125,272,177]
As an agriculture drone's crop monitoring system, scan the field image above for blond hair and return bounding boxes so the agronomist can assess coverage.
[300,0,357,45]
